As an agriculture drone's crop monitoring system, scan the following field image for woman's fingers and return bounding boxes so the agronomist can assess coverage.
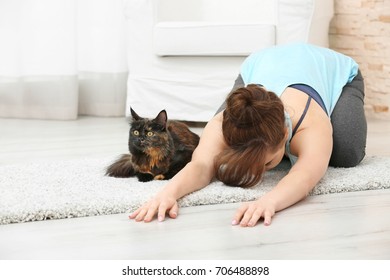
[129,208,140,219]
[157,203,169,222]
[128,201,154,222]
[135,208,148,222]
[168,202,179,219]
[129,199,179,223]
[132,200,273,226]
[239,206,256,227]
[240,205,264,227]
[247,210,263,227]
[231,203,248,225]
[232,202,274,227]
[143,203,159,222]
[263,210,274,226]
[157,200,179,221]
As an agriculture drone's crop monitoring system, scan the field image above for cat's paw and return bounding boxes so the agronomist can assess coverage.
[154,174,165,180]
[137,173,154,182]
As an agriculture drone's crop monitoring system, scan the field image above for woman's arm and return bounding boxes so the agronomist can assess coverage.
[130,112,227,222]
[234,119,333,227]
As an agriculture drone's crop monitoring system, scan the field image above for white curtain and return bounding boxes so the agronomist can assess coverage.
[0,0,128,120]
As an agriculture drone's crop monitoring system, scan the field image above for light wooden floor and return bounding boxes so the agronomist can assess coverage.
[0,116,389,260]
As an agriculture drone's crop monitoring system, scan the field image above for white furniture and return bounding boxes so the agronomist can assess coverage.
[123,0,334,122]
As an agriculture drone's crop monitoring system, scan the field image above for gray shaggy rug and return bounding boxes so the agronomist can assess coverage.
[1,156,389,225]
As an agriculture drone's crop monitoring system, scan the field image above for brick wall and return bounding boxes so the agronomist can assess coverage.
[329,0,390,119]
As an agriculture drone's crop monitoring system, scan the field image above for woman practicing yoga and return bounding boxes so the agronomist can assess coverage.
[130,43,367,227]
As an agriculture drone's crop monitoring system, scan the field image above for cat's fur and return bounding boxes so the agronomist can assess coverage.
[105,108,200,182]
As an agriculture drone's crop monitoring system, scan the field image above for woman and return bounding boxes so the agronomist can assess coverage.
[130,43,367,227]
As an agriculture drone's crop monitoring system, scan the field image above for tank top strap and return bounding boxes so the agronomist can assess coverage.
[291,96,312,138]
[284,111,298,166]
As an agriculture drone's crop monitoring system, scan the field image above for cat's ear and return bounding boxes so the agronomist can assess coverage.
[154,110,168,128]
[130,107,142,121]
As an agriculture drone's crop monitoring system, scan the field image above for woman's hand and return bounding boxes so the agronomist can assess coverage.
[129,192,179,222]
[232,197,276,227]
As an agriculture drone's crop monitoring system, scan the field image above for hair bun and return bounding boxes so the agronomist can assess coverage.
[225,85,267,128]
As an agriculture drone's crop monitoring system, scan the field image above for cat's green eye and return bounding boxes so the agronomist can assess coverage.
[147,131,154,137]
[133,130,139,136]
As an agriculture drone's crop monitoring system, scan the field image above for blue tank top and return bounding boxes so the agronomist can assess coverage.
[240,43,358,116]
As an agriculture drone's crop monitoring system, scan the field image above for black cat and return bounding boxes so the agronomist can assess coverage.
[106,108,200,182]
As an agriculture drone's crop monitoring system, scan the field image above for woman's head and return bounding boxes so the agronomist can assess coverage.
[215,84,286,188]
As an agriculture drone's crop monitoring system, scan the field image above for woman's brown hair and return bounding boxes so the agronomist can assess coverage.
[215,84,286,188]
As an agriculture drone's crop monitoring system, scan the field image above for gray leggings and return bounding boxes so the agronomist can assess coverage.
[330,70,366,167]
[217,71,367,168]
